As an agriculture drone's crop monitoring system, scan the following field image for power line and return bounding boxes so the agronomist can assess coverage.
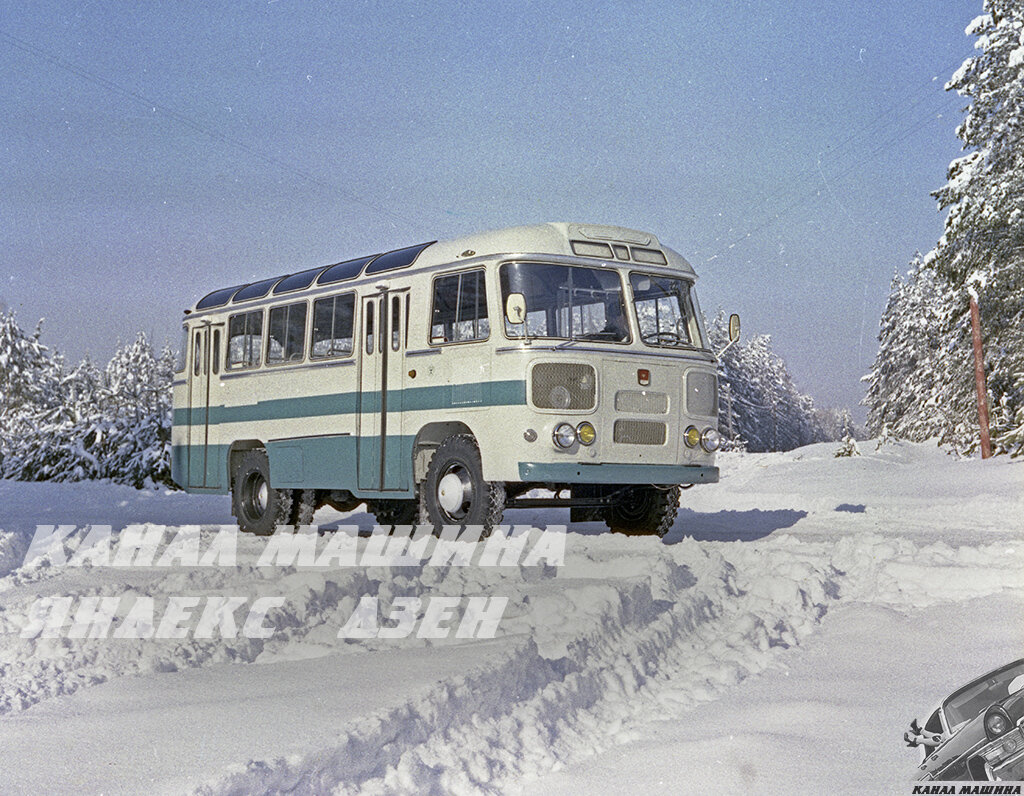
[701,57,970,264]
[0,27,421,234]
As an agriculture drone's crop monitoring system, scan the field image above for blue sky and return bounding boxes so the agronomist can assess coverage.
[0,1,977,419]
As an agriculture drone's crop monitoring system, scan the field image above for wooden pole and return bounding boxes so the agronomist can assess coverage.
[969,293,993,459]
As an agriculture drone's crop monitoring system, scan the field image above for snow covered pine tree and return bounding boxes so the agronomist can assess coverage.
[865,1,1024,456]
[0,311,175,486]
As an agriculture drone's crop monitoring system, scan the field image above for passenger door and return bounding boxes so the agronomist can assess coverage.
[187,326,211,488]
[357,291,409,492]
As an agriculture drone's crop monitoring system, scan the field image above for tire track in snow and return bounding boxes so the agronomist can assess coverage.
[196,533,1024,795]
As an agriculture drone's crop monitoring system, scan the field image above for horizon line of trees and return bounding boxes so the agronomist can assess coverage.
[708,311,857,453]
[0,307,855,490]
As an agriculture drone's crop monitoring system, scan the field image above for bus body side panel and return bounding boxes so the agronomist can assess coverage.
[265,433,416,499]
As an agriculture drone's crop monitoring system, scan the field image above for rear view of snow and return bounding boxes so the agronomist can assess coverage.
[0,441,1020,794]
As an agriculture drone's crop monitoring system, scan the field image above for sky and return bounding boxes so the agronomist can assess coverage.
[0,0,979,421]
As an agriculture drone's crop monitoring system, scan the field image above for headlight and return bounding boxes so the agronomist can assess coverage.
[986,709,1011,738]
[576,422,596,446]
[553,422,577,449]
[701,427,722,452]
[548,385,572,409]
[683,426,700,448]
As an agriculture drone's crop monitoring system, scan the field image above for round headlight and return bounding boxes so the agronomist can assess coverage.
[986,710,1011,738]
[701,427,722,452]
[684,426,700,448]
[576,422,596,446]
[549,386,571,409]
[553,422,577,449]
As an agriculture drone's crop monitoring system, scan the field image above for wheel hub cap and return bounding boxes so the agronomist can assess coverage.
[256,481,269,514]
[437,470,470,515]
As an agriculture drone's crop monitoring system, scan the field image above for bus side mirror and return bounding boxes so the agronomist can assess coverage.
[729,313,741,343]
[718,313,741,357]
[505,293,527,325]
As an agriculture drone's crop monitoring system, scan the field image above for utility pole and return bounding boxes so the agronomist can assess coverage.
[968,289,992,459]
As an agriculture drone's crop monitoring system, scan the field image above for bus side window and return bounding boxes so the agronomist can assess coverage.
[391,295,401,351]
[378,299,385,354]
[267,301,307,365]
[430,270,489,344]
[227,310,263,369]
[366,305,374,355]
[311,293,355,359]
[193,332,202,377]
[212,329,221,375]
[175,326,188,373]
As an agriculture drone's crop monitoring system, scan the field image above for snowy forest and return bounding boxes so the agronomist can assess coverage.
[0,312,174,488]
[0,306,843,489]
[864,0,1024,457]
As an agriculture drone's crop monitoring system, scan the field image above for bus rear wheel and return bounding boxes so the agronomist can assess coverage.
[419,435,505,535]
[232,450,293,535]
[603,485,680,537]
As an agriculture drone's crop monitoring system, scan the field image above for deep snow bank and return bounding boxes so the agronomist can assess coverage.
[0,441,1019,794]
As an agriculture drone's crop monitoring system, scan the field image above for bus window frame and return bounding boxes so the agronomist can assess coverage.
[265,299,309,367]
[499,260,631,345]
[309,291,357,361]
[628,270,704,351]
[427,267,491,347]
[211,328,221,375]
[226,309,265,371]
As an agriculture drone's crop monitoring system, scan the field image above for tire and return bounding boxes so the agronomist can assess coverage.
[418,435,505,535]
[291,489,317,526]
[232,450,293,535]
[603,485,680,537]
[369,498,419,527]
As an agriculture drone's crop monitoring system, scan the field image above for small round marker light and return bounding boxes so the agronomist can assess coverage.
[553,423,577,449]
[576,422,596,446]
[684,426,701,448]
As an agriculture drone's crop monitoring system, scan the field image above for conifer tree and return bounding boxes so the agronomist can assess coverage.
[866,2,1024,455]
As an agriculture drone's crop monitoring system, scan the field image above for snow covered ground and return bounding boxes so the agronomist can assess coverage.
[0,440,1021,795]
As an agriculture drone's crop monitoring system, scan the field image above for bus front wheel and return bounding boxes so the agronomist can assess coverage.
[232,450,293,535]
[603,485,680,537]
[419,434,505,535]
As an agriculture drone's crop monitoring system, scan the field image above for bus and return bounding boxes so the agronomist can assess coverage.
[171,222,738,537]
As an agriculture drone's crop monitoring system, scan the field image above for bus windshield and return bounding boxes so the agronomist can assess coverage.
[630,272,704,349]
[500,262,629,342]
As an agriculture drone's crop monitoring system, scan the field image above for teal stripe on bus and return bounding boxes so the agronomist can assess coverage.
[173,379,527,428]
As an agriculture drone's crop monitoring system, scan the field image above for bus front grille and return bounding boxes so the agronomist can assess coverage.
[614,390,668,414]
[531,363,596,410]
[613,420,667,445]
[686,371,718,417]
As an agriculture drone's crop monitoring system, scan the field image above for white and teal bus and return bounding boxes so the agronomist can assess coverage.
[171,223,737,536]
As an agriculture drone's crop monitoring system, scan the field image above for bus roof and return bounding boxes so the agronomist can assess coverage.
[187,222,696,314]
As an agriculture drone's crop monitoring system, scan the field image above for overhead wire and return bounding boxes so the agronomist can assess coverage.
[0,27,421,233]
[701,56,971,264]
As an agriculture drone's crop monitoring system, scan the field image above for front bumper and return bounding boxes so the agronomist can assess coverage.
[517,461,718,485]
